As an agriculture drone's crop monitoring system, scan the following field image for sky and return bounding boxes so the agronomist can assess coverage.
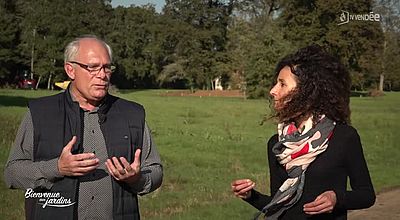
[111,0,166,12]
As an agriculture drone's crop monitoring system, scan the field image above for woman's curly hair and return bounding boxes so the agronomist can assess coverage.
[270,44,351,125]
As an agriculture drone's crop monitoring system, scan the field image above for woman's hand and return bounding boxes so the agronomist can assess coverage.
[303,190,337,215]
[231,179,255,199]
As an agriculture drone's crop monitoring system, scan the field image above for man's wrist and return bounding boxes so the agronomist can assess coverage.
[40,158,64,180]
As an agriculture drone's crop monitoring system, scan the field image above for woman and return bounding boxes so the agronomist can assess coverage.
[231,45,375,220]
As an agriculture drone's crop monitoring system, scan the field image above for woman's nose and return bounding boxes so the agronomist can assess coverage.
[270,86,277,98]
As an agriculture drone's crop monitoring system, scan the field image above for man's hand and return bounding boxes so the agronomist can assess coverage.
[231,179,255,199]
[58,136,99,176]
[303,190,337,215]
[105,148,141,184]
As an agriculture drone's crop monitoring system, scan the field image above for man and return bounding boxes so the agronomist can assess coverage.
[4,35,163,220]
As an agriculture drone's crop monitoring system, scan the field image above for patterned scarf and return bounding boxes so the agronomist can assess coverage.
[255,115,335,220]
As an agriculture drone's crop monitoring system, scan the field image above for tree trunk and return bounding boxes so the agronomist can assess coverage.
[380,38,387,92]
[47,74,52,90]
[35,75,41,90]
[379,74,384,91]
[30,28,36,80]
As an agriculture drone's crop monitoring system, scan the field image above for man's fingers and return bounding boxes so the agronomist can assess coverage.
[105,153,143,183]
[109,157,128,176]
[134,148,141,159]
[112,157,124,171]
[105,159,114,172]
[119,157,132,171]
[64,164,98,176]
[132,149,141,168]
[105,163,117,180]
[73,152,96,161]
[75,158,99,167]
[62,136,77,154]
[72,165,99,175]
[105,159,120,179]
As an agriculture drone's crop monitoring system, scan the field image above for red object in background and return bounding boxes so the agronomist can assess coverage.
[17,78,37,89]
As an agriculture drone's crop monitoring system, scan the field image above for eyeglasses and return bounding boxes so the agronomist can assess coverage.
[68,61,116,75]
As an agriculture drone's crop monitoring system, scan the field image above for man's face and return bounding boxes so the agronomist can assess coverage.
[66,39,112,103]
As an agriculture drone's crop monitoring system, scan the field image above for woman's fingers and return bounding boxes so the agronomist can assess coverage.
[231,179,255,198]
[304,191,336,215]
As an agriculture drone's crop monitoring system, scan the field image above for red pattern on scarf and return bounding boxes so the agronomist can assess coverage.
[291,143,310,159]
[287,124,297,135]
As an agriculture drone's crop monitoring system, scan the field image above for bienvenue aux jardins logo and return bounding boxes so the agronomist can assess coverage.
[25,188,75,208]
[338,10,381,25]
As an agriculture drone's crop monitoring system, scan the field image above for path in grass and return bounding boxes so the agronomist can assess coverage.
[349,187,400,220]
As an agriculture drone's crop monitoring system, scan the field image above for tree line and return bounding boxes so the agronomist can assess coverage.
[1,0,399,97]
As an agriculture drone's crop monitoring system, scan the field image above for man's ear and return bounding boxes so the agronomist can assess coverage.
[65,63,75,80]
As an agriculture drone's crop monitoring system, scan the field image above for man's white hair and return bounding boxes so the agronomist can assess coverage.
[64,35,112,63]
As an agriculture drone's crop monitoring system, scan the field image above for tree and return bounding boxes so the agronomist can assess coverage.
[279,0,384,91]
[0,0,21,85]
[233,0,282,20]
[374,0,400,91]
[107,5,163,88]
[162,0,234,90]
[227,0,291,98]
[15,0,113,89]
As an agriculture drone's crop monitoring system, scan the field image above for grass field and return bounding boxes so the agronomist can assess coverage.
[0,89,399,220]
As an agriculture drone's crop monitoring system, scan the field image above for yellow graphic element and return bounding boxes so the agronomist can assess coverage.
[54,81,70,90]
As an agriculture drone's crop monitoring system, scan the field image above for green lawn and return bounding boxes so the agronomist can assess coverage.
[0,89,399,220]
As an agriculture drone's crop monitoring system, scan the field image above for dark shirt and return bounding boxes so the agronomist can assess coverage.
[245,124,375,220]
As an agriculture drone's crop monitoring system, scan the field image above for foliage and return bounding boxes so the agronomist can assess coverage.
[374,0,400,91]
[0,0,399,94]
[108,5,163,88]
[227,0,292,98]
[162,0,234,90]
[382,32,400,90]
[0,0,20,83]
[11,0,113,88]
[279,0,385,90]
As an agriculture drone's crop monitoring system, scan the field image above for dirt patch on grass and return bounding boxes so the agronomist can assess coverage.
[349,186,400,220]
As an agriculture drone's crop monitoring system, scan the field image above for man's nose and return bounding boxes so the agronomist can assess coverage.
[96,67,108,78]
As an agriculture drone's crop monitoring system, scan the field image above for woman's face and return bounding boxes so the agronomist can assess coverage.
[269,66,298,110]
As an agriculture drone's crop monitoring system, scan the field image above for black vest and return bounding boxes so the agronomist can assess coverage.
[26,89,145,220]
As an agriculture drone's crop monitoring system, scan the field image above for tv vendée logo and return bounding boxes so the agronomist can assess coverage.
[25,188,75,208]
[338,10,381,25]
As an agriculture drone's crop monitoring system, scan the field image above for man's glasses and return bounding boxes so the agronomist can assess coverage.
[68,61,116,75]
